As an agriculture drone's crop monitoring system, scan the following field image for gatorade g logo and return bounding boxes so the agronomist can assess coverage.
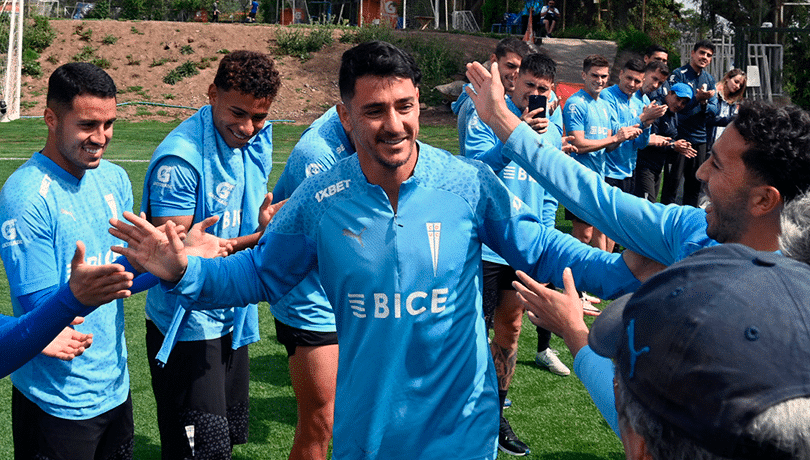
[2,219,17,240]
[216,182,235,200]
[156,165,173,183]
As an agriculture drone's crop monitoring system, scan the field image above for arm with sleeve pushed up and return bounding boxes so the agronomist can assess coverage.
[501,123,712,265]
[0,284,94,378]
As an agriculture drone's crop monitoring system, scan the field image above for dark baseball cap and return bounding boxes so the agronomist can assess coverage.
[589,244,810,458]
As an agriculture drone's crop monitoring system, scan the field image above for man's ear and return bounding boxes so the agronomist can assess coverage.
[489,53,497,64]
[336,102,352,136]
[44,106,57,131]
[207,84,218,105]
[749,184,782,218]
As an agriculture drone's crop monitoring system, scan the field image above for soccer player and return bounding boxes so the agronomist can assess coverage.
[457,51,568,456]
[465,59,810,433]
[0,62,137,460]
[111,41,657,460]
[269,105,354,460]
[563,54,640,251]
[660,40,718,206]
[140,50,281,459]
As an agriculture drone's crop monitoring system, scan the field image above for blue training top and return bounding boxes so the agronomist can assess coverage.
[165,141,640,459]
[0,153,132,419]
[269,106,354,332]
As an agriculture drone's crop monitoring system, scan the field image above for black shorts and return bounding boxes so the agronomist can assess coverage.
[146,320,250,460]
[482,261,519,321]
[275,318,338,357]
[12,386,134,460]
[564,207,590,225]
[605,176,634,193]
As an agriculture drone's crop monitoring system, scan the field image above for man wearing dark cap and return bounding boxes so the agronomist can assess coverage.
[591,244,810,459]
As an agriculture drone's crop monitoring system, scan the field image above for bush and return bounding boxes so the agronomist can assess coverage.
[22,48,42,78]
[615,26,652,54]
[102,34,118,45]
[163,61,200,85]
[85,0,110,19]
[785,34,810,109]
[72,45,98,62]
[338,24,393,44]
[274,27,333,60]
[24,16,56,53]
[120,0,146,20]
[91,57,111,69]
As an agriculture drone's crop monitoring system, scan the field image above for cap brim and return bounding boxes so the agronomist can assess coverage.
[588,293,632,359]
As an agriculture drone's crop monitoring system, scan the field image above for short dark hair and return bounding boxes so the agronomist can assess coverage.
[644,44,667,58]
[47,62,116,114]
[693,39,715,53]
[583,54,609,72]
[622,57,645,73]
[734,101,810,203]
[519,52,556,81]
[494,37,531,60]
[339,41,421,101]
[213,50,281,101]
[644,60,669,78]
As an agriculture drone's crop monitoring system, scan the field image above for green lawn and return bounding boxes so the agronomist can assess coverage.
[0,118,622,459]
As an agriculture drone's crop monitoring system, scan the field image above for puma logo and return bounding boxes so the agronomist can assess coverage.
[343,227,366,247]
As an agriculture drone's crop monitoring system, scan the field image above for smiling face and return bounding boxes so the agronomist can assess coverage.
[44,94,116,179]
[690,47,713,71]
[208,85,273,148]
[642,68,667,95]
[493,51,523,94]
[338,75,420,183]
[724,74,745,95]
[511,72,553,112]
[695,124,757,243]
[664,92,689,113]
[582,66,609,99]
[618,68,644,96]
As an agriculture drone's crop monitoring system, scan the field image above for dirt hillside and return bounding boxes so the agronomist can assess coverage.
[18,20,617,124]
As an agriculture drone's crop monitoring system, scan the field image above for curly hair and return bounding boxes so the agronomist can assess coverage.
[733,100,810,203]
[213,50,281,101]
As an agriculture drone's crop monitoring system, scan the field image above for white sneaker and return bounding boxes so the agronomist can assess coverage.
[535,348,570,376]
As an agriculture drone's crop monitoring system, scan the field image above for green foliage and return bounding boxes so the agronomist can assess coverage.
[274,27,333,60]
[75,24,93,41]
[163,61,200,84]
[131,26,145,35]
[784,33,810,109]
[24,16,56,53]
[481,0,509,31]
[46,54,59,64]
[85,0,111,19]
[91,57,111,69]
[144,0,169,20]
[217,48,230,54]
[126,54,141,65]
[615,26,652,54]
[22,48,42,77]
[149,57,170,67]
[180,44,194,55]
[102,34,119,45]
[120,0,146,20]
[72,45,98,62]
[338,24,394,44]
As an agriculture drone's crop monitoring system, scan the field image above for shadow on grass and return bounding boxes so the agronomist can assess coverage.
[133,434,162,460]
[250,352,293,387]
[533,453,624,459]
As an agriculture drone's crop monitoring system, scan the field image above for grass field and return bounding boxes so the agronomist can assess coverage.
[0,118,623,459]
